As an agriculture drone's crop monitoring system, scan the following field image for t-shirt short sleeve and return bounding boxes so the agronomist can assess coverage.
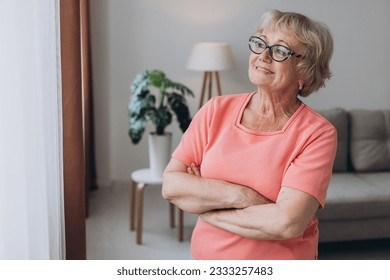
[172,98,214,167]
[282,125,337,208]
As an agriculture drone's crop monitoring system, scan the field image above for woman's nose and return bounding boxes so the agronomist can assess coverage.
[258,48,272,63]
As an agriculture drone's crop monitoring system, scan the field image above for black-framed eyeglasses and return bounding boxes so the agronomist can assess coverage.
[248,36,302,62]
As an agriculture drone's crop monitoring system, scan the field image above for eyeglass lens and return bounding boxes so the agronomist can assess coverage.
[249,36,291,62]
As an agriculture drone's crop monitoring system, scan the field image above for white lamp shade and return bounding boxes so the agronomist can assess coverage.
[186,42,235,71]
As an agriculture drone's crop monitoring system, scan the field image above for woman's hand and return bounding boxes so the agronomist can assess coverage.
[186,163,201,177]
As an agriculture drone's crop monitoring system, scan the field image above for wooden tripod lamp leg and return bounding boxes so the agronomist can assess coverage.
[208,71,213,101]
[198,71,223,110]
[199,71,208,110]
[215,71,222,96]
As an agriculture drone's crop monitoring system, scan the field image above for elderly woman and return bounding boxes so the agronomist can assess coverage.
[162,9,336,260]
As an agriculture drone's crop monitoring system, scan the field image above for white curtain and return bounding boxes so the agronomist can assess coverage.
[0,0,64,259]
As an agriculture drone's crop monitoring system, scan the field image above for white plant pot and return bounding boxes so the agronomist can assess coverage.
[148,132,172,178]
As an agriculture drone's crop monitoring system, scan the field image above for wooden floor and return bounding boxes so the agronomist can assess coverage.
[86,184,390,260]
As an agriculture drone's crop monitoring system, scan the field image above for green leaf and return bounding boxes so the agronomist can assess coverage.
[148,70,166,88]
[129,115,147,144]
[170,81,194,97]
[128,69,194,144]
[128,91,155,119]
[130,70,150,97]
[167,93,192,132]
[147,106,172,135]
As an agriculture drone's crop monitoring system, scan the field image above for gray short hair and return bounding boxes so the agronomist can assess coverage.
[257,10,334,97]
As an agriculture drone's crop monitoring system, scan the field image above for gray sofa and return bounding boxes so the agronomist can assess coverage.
[316,108,390,242]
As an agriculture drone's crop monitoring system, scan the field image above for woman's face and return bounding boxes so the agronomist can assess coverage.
[248,28,304,93]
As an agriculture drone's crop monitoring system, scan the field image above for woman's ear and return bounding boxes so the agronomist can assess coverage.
[298,81,304,91]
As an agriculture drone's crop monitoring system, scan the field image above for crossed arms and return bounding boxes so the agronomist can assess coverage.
[162,158,319,240]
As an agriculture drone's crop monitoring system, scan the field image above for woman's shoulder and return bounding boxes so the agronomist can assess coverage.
[298,104,337,134]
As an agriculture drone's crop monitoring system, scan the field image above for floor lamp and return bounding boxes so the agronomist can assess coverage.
[187,42,235,109]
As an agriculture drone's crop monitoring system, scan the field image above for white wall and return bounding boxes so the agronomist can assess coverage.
[90,0,390,186]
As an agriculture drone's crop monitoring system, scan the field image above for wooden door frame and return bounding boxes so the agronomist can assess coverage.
[60,0,86,260]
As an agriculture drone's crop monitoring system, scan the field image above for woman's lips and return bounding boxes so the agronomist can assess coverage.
[255,65,274,74]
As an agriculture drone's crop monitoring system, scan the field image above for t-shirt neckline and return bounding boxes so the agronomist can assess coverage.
[235,92,306,136]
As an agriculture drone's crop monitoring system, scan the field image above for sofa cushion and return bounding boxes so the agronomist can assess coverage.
[317,108,349,172]
[317,172,390,221]
[355,172,390,191]
[349,110,390,171]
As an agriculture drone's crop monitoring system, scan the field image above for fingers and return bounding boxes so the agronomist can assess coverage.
[187,163,201,176]
[190,163,201,176]
[187,166,194,175]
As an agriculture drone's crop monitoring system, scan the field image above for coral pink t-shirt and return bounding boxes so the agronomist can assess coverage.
[172,92,337,260]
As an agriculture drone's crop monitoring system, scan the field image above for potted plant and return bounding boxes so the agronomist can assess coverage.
[128,70,194,176]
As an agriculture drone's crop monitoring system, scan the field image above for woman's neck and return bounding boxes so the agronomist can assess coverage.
[251,89,301,119]
[241,89,302,132]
